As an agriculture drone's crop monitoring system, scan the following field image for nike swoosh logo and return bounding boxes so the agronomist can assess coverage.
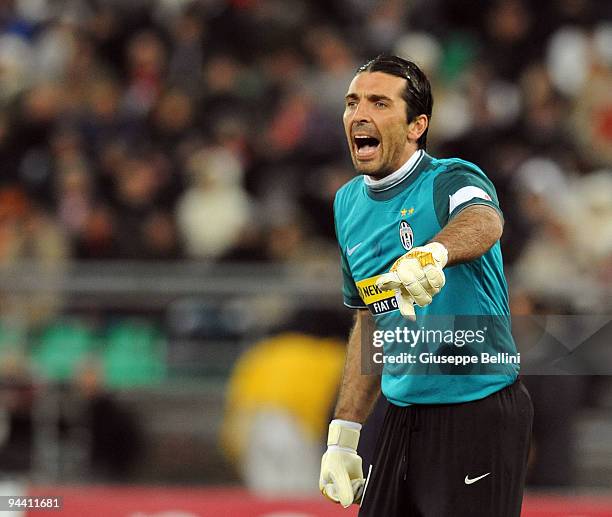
[464,472,490,485]
[347,243,362,256]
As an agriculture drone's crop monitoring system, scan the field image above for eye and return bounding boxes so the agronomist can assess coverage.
[375,101,387,108]
[346,100,357,108]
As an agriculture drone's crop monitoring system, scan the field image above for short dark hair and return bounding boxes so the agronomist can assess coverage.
[357,55,433,149]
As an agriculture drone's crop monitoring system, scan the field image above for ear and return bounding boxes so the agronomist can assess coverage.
[407,115,428,144]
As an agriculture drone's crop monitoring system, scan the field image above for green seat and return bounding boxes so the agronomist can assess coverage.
[31,319,96,381]
[103,320,166,387]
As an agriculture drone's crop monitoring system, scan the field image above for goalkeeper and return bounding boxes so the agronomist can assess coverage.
[319,56,533,517]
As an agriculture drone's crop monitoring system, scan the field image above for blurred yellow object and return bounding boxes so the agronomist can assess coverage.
[221,332,345,463]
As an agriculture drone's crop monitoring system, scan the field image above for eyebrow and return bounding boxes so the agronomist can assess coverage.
[345,93,394,103]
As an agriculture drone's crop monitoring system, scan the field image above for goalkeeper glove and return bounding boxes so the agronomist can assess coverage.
[319,419,364,508]
[376,242,448,320]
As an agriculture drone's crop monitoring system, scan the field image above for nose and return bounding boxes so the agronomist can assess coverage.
[350,101,372,124]
[345,100,372,124]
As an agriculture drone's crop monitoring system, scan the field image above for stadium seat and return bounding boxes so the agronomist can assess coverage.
[30,319,97,381]
[102,319,166,388]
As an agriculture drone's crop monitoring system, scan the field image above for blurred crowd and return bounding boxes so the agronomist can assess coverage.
[0,0,610,315]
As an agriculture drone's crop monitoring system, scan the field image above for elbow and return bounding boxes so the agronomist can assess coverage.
[475,205,504,251]
[487,211,504,248]
[493,214,504,242]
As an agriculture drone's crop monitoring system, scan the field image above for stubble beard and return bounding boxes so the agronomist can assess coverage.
[352,155,393,179]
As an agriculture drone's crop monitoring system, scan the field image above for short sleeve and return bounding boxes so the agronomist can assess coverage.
[339,247,366,309]
[433,165,503,227]
[334,190,366,309]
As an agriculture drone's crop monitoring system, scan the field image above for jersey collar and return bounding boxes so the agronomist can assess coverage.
[364,149,423,192]
[364,151,432,201]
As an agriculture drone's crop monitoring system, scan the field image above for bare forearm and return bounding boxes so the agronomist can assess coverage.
[334,310,381,423]
[434,205,503,266]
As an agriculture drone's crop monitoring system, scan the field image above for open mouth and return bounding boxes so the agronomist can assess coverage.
[354,135,380,159]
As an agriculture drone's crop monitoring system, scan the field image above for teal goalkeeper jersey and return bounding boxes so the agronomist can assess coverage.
[334,151,519,406]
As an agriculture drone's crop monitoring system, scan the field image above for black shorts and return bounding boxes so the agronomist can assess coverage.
[359,380,533,517]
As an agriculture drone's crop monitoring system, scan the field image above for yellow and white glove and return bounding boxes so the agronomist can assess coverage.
[319,419,364,508]
[376,242,448,320]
